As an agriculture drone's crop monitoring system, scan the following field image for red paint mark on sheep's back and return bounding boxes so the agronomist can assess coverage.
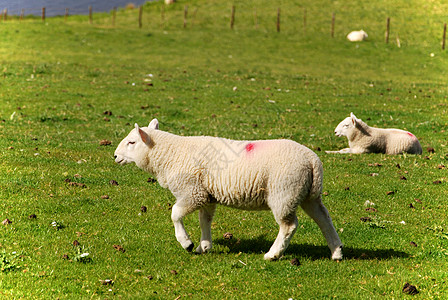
[407,132,416,138]
[245,143,255,152]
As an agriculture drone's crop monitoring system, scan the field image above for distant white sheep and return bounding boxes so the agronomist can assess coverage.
[114,119,343,261]
[326,113,422,154]
[347,30,368,42]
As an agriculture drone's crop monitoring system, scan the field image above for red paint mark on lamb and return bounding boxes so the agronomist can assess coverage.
[245,143,255,152]
[407,132,416,138]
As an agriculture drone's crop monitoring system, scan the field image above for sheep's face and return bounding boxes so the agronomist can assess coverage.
[334,113,358,137]
[114,119,159,168]
[114,128,145,165]
[359,30,368,39]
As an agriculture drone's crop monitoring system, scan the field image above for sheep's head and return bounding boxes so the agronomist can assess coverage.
[114,119,159,168]
[360,30,368,39]
[334,113,359,137]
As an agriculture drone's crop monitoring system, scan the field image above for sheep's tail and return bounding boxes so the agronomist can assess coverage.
[309,154,324,200]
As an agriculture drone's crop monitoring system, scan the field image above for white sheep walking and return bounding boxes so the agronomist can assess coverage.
[114,119,343,260]
[326,113,422,154]
[347,30,368,42]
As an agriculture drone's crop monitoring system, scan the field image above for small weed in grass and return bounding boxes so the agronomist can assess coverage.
[0,251,21,273]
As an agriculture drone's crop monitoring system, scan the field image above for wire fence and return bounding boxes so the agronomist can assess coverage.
[1,5,110,23]
[1,3,447,50]
[2,6,92,17]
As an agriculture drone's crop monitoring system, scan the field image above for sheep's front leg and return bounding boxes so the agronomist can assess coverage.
[196,203,217,254]
[171,203,195,252]
[325,148,352,154]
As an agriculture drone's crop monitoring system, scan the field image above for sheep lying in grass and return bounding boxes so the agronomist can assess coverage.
[347,30,368,42]
[114,119,343,261]
[326,113,422,154]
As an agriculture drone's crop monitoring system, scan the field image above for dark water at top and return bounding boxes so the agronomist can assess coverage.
[0,0,151,17]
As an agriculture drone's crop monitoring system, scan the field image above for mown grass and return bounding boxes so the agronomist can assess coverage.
[1,0,448,298]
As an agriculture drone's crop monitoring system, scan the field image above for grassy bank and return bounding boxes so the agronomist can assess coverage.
[1,0,448,298]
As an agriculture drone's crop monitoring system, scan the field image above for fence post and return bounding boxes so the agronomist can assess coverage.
[183,5,188,28]
[20,9,24,22]
[331,12,335,37]
[385,17,390,43]
[3,8,7,21]
[112,7,116,26]
[443,23,447,50]
[230,5,235,29]
[277,8,280,33]
[65,8,69,22]
[89,6,92,24]
[42,7,45,22]
[139,5,143,28]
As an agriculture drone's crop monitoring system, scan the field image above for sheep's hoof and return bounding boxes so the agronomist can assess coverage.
[263,253,280,261]
[186,243,194,252]
[195,242,212,254]
[331,245,343,261]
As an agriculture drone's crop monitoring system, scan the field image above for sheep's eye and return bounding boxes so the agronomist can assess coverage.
[128,141,136,145]
[343,124,349,128]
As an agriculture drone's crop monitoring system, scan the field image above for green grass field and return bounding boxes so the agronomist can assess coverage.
[1,0,448,298]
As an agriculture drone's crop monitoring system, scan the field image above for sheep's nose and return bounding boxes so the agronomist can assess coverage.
[114,155,117,159]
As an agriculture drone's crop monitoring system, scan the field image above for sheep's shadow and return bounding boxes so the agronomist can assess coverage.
[214,235,408,260]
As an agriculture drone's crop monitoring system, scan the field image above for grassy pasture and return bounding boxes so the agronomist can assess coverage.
[1,0,448,298]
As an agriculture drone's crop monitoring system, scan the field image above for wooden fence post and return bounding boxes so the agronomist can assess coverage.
[396,34,401,48]
[3,9,7,21]
[20,9,24,22]
[443,23,447,50]
[230,5,235,29]
[139,5,143,28]
[112,7,116,26]
[42,7,45,22]
[65,8,69,22]
[89,6,92,24]
[277,8,281,33]
[331,12,335,37]
[385,17,390,43]
[183,5,188,28]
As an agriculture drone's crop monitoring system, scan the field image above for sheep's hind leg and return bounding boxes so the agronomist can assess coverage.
[171,203,195,252]
[264,215,298,260]
[196,203,217,254]
[300,197,343,260]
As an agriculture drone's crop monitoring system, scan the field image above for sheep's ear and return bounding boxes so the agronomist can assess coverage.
[350,113,358,125]
[148,119,159,129]
[135,123,151,145]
